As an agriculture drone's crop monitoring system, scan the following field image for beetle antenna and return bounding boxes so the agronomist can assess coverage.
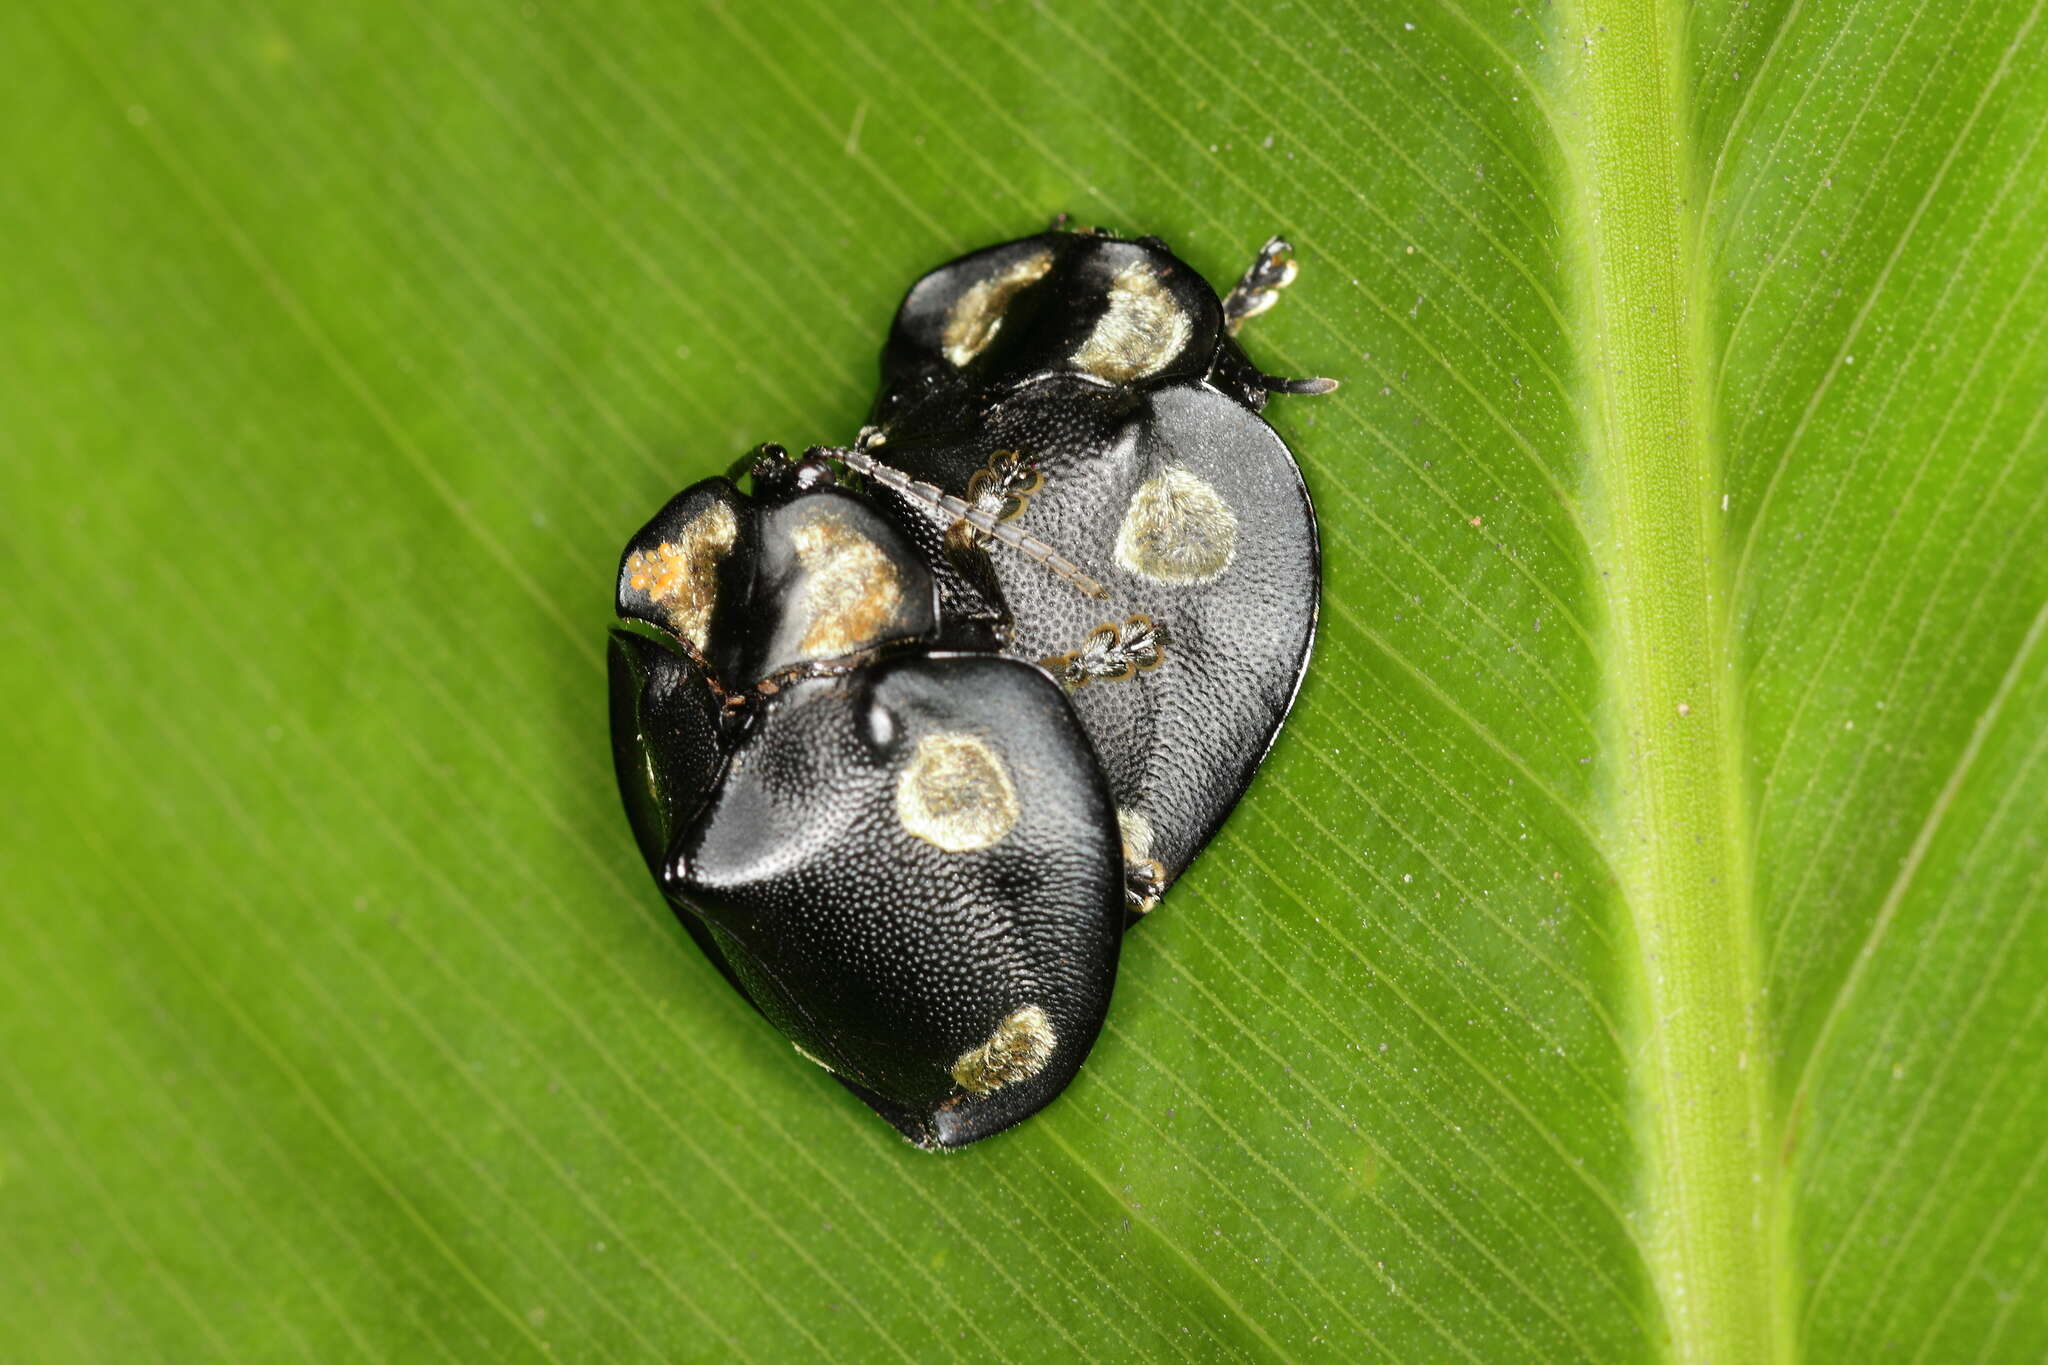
[824,446,1111,601]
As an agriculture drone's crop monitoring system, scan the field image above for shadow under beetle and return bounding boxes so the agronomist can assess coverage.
[609,225,1334,1148]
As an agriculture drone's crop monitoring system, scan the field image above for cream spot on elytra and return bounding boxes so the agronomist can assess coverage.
[791,512,903,658]
[1113,466,1238,584]
[1074,263,1192,383]
[951,1005,1057,1094]
[624,501,738,650]
[941,251,1054,367]
[895,732,1019,853]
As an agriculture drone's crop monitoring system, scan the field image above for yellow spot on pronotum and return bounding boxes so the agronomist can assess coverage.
[896,732,1019,853]
[1113,466,1238,584]
[791,512,904,658]
[951,1005,1057,1094]
[1074,263,1192,382]
[624,501,738,650]
[941,251,1054,367]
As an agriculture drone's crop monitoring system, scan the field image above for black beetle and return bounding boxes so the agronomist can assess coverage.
[609,227,1332,1148]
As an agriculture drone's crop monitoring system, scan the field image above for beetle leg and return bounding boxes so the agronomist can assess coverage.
[1039,615,1170,690]
[1048,212,1119,237]
[1123,856,1166,915]
[956,449,1044,546]
[1225,236,1341,395]
[1223,236,1300,333]
[727,441,790,483]
[1260,372,1341,396]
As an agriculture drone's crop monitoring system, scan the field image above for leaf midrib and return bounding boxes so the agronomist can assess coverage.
[1561,3,1788,1363]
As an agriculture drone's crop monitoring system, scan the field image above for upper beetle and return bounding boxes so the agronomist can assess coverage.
[609,226,1333,1147]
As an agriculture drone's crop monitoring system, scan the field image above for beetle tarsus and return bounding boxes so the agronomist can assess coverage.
[1223,234,1301,335]
[1040,615,1170,690]
[1123,857,1166,914]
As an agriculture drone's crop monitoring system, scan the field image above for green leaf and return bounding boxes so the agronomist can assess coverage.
[4,1,2045,1360]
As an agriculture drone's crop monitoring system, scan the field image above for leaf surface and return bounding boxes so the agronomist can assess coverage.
[3,2,2045,1360]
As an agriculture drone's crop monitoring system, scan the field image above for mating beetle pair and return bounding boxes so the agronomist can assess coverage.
[609,226,1331,1148]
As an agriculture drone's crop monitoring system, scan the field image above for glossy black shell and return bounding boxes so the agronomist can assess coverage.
[609,228,1324,1148]
[867,230,1320,893]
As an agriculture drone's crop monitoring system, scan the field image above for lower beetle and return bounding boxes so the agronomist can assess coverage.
[610,227,1332,1147]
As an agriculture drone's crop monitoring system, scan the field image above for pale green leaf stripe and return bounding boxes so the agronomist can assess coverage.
[1562,3,1783,1362]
